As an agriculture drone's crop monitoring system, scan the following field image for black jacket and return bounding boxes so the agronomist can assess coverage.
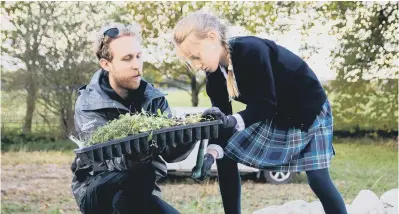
[206,36,327,130]
[71,69,195,206]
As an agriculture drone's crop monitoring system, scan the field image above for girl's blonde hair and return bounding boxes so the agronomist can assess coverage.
[94,22,142,61]
[173,11,239,100]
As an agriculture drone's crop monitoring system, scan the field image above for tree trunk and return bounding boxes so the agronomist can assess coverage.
[191,90,200,107]
[59,95,75,138]
[190,76,199,107]
[22,74,37,134]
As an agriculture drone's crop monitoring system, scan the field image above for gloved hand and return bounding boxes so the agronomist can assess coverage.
[203,107,237,129]
[191,153,215,182]
[71,156,93,181]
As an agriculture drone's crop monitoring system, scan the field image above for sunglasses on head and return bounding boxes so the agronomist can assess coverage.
[99,27,119,52]
[104,27,119,38]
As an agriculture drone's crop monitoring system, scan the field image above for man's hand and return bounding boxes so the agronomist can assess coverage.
[203,107,237,129]
[191,153,215,182]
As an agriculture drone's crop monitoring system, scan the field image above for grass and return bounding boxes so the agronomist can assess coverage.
[1,140,76,153]
[329,138,398,199]
[1,91,398,213]
[1,150,74,165]
[1,138,398,214]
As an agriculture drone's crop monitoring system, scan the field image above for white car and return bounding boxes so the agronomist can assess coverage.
[167,107,297,184]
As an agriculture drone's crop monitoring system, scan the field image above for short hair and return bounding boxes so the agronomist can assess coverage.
[93,22,142,61]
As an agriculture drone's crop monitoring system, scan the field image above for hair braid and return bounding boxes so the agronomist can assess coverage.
[222,40,240,100]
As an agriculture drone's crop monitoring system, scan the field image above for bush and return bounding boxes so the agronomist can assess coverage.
[1,129,77,152]
[1,129,57,145]
[333,129,398,139]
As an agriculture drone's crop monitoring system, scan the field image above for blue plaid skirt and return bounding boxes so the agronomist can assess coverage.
[225,100,335,172]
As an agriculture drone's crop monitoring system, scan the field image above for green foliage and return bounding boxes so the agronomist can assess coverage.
[327,80,398,131]
[113,2,305,106]
[87,112,207,146]
[321,2,398,132]
[2,1,396,137]
[1,128,57,148]
[1,2,110,135]
[1,139,75,152]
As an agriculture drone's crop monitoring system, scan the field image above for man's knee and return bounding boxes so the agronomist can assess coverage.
[121,164,156,195]
[86,171,122,193]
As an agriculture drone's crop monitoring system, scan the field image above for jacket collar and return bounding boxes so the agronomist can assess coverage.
[78,69,165,111]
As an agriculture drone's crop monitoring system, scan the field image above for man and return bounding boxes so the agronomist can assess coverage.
[71,23,194,214]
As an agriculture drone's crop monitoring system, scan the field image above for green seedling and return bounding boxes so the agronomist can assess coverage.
[85,111,210,146]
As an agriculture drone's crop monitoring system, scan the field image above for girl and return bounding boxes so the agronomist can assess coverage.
[172,11,347,214]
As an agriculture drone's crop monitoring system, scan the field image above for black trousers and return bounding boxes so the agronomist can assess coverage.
[79,163,180,214]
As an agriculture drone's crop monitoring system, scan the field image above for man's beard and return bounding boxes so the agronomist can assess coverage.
[113,73,141,90]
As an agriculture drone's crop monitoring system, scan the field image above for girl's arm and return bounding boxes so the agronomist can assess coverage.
[234,39,278,128]
[205,73,233,159]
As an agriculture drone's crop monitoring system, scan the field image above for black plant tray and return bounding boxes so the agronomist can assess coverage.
[74,120,222,163]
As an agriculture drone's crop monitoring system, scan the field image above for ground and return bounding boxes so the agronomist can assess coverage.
[1,139,397,214]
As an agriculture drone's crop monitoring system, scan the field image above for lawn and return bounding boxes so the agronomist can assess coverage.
[1,138,397,214]
[1,91,397,213]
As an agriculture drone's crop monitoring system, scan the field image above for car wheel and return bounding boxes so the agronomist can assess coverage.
[262,170,295,184]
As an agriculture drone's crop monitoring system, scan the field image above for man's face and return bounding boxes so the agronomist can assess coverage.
[102,36,143,90]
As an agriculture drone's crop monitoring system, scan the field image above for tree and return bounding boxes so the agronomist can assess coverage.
[1,2,114,137]
[1,2,55,133]
[36,2,111,137]
[114,1,306,106]
[320,2,398,132]
[113,2,208,106]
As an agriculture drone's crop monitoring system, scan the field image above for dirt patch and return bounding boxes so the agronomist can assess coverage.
[1,163,78,213]
[1,163,318,214]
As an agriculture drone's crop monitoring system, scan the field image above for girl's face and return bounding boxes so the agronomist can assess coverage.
[178,31,224,73]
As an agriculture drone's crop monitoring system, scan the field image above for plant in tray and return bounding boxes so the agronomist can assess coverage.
[85,111,210,146]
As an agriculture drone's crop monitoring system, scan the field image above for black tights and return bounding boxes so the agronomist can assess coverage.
[216,156,347,214]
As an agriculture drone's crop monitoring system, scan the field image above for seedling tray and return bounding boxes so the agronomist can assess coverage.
[74,120,222,163]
